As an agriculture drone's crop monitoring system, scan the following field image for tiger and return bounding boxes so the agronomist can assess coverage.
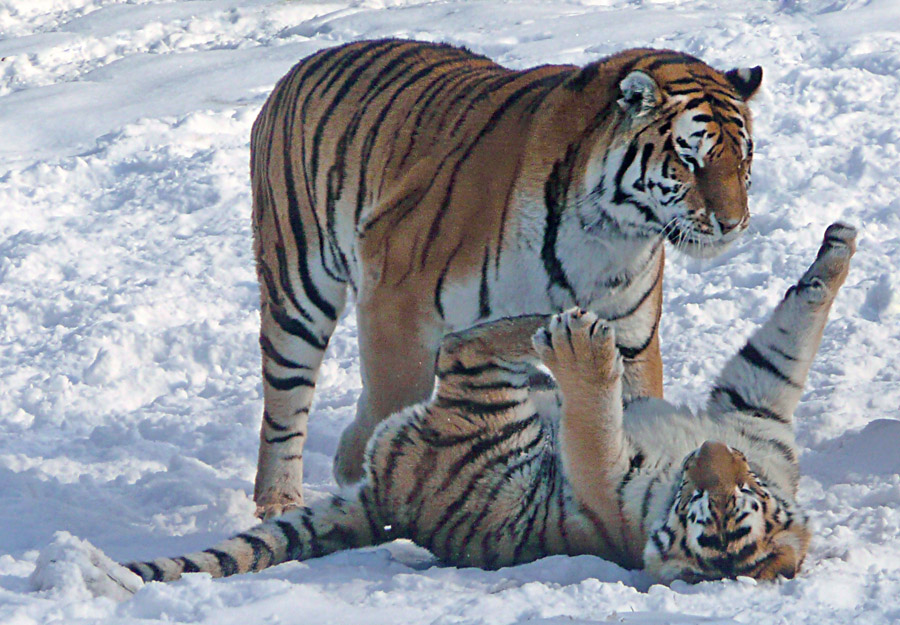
[250,38,764,516]
[124,222,855,585]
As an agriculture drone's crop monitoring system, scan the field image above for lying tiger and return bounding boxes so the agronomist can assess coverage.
[125,222,855,584]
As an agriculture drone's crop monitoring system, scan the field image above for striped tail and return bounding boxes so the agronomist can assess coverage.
[125,491,380,583]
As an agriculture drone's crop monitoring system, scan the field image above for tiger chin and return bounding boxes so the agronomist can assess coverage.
[250,39,766,514]
[123,223,854,586]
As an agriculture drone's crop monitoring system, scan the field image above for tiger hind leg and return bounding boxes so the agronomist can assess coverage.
[252,181,350,517]
[254,280,347,518]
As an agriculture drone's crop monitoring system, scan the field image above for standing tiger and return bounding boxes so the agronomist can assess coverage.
[125,223,855,585]
[251,39,763,515]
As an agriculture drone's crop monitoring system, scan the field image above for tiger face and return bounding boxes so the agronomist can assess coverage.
[643,441,811,583]
[600,59,762,259]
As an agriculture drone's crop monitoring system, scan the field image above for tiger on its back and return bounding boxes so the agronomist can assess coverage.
[251,40,763,514]
[127,223,856,584]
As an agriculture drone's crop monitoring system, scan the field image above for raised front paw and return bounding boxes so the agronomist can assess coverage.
[532,307,622,388]
[796,222,857,303]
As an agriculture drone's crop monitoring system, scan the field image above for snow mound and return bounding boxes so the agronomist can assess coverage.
[29,531,144,602]
[803,419,900,485]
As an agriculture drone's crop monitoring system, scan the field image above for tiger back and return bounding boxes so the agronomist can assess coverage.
[250,39,763,515]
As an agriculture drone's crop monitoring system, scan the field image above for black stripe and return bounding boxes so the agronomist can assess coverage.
[269,306,327,351]
[461,379,529,391]
[140,561,163,582]
[309,41,399,185]
[276,520,302,560]
[418,424,485,448]
[357,65,485,226]
[638,143,654,189]
[645,53,701,71]
[176,557,200,574]
[437,358,527,378]
[357,487,385,542]
[237,533,276,571]
[264,429,305,444]
[710,386,788,424]
[478,247,492,319]
[614,140,640,196]
[321,43,431,277]
[378,420,417,503]
[739,343,802,388]
[263,410,288,432]
[510,453,556,563]
[616,450,645,508]
[739,428,797,466]
[260,335,311,370]
[697,532,722,550]
[299,509,323,558]
[726,525,752,543]
[264,368,315,392]
[640,475,660,535]
[606,260,662,322]
[434,240,464,320]
[204,549,238,577]
[542,144,579,298]
[433,396,524,415]
[281,46,349,288]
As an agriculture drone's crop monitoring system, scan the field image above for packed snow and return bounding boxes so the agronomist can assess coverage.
[1,0,899,623]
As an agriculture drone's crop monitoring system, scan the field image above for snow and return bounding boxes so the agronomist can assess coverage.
[1,0,899,622]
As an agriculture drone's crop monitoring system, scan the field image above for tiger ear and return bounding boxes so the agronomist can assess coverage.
[725,66,763,101]
[618,70,662,117]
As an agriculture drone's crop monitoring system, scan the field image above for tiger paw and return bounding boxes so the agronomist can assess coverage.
[797,222,857,303]
[533,307,622,390]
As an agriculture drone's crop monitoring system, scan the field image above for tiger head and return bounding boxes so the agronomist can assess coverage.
[588,53,763,259]
[643,441,810,583]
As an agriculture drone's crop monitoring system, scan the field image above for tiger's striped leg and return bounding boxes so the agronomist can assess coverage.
[252,150,351,517]
[533,308,630,547]
[708,222,856,454]
[254,284,348,517]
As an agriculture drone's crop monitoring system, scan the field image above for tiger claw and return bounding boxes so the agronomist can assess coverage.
[534,308,620,385]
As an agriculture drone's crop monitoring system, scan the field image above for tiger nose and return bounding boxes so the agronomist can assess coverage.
[718,217,745,234]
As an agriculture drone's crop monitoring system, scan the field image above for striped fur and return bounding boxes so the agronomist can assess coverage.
[250,39,764,512]
[128,223,854,585]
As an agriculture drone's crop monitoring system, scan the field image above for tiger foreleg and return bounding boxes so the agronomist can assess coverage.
[533,308,630,540]
[708,222,856,429]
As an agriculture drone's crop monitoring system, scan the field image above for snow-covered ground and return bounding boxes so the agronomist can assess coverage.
[2,0,899,622]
